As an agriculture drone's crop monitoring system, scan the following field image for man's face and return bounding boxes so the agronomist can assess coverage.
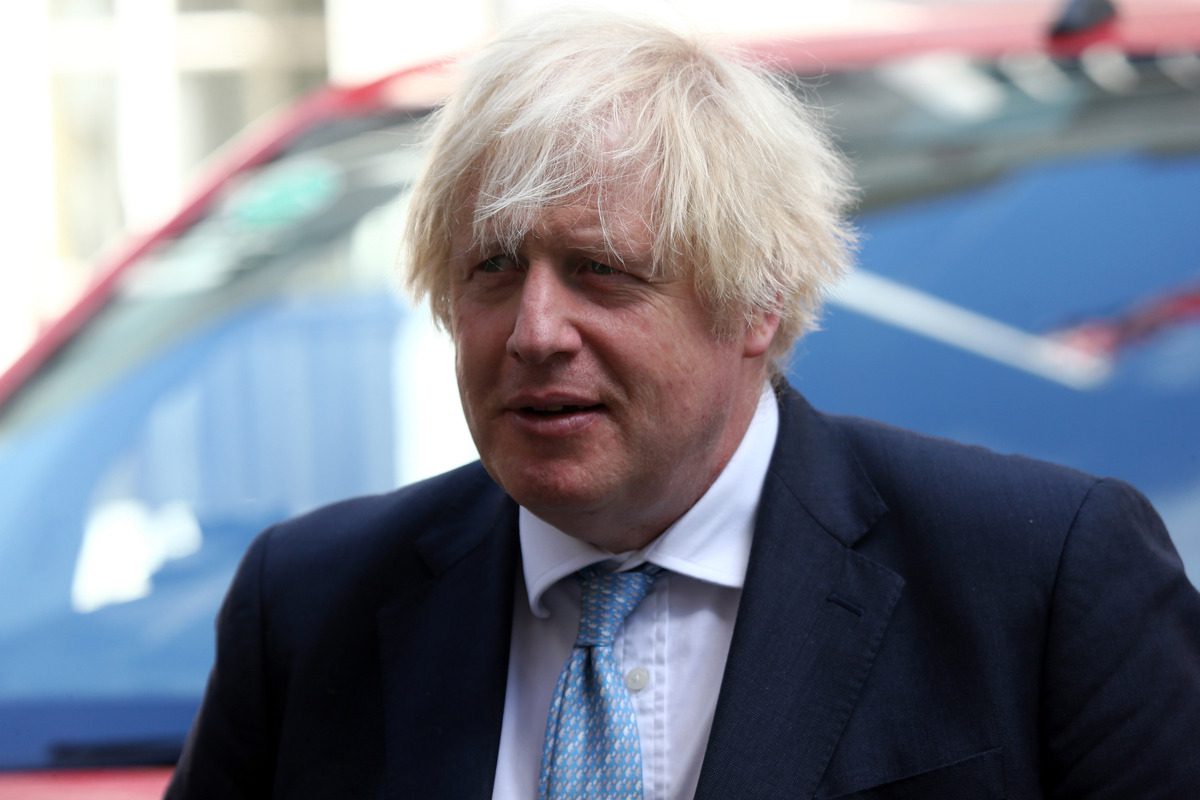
[448,185,776,550]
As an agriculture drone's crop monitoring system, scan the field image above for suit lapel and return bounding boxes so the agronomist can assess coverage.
[376,486,519,800]
[696,388,905,799]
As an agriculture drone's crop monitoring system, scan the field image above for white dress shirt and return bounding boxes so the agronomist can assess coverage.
[491,385,779,800]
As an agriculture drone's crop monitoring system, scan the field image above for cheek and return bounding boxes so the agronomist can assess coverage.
[452,305,504,370]
[637,317,730,388]
[453,344,471,394]
[451,323,495,412]
[618,340,724,436]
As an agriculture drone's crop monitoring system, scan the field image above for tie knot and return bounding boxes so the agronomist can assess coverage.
[575,565,660,647]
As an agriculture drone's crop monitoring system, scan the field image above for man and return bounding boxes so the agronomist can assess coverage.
[167,13,1200,799]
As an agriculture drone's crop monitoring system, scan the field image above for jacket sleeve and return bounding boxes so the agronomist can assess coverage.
[165,530,277,799]
[1040,478,1200,799]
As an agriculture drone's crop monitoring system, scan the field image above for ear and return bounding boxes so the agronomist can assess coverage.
[743,311,780,359]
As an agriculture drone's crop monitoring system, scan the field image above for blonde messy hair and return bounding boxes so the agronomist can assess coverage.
[403,11,857,368]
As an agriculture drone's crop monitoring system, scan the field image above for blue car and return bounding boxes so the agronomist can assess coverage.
[1,2,1197,790]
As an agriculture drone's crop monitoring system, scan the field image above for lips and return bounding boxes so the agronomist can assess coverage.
[504,394,606,435]
[522,403,602,416]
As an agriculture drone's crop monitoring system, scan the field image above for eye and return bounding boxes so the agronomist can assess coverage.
[585,260,618,277]
[477,254,517,274]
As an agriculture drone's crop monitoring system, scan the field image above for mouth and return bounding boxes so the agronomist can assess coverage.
[520,403,604,417]
[505,397,606,436]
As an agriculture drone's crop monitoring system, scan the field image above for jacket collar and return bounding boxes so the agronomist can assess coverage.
[696,384,904,798]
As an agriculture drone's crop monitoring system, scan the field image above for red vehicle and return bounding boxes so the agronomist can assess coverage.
[2,2,1198,795]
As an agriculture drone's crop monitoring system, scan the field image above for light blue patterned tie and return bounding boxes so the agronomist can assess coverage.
[539,564,661,800]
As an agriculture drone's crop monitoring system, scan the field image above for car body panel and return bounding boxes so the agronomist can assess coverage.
[0,768,172,799]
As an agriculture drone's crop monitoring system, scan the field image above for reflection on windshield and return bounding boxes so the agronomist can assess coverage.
[831,269,1112,389]
[73,500,203,613]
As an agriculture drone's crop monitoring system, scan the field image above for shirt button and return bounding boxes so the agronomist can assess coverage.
[625,666,650,692]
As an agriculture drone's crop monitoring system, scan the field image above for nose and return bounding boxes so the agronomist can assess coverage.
[506,262,582,364]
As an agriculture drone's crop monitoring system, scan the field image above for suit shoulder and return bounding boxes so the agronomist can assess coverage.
[832,413,1097,490]
[820,412,1135,536]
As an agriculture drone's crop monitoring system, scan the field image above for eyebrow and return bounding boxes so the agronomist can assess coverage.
[450,204,656,270]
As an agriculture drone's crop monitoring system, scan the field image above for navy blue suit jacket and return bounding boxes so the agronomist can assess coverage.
[167,386,1200,798]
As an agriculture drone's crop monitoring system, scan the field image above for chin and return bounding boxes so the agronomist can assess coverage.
[508,480,604,517]
[492,463,608,518]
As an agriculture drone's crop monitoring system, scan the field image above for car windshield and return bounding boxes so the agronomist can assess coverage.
[1,48,1197,770]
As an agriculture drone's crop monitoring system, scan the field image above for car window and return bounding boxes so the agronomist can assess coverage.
[802,52,1200,572]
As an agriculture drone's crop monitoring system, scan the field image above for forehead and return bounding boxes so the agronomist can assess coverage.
[451,175,658,259]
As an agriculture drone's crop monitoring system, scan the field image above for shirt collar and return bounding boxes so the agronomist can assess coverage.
[519,383,779,617]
